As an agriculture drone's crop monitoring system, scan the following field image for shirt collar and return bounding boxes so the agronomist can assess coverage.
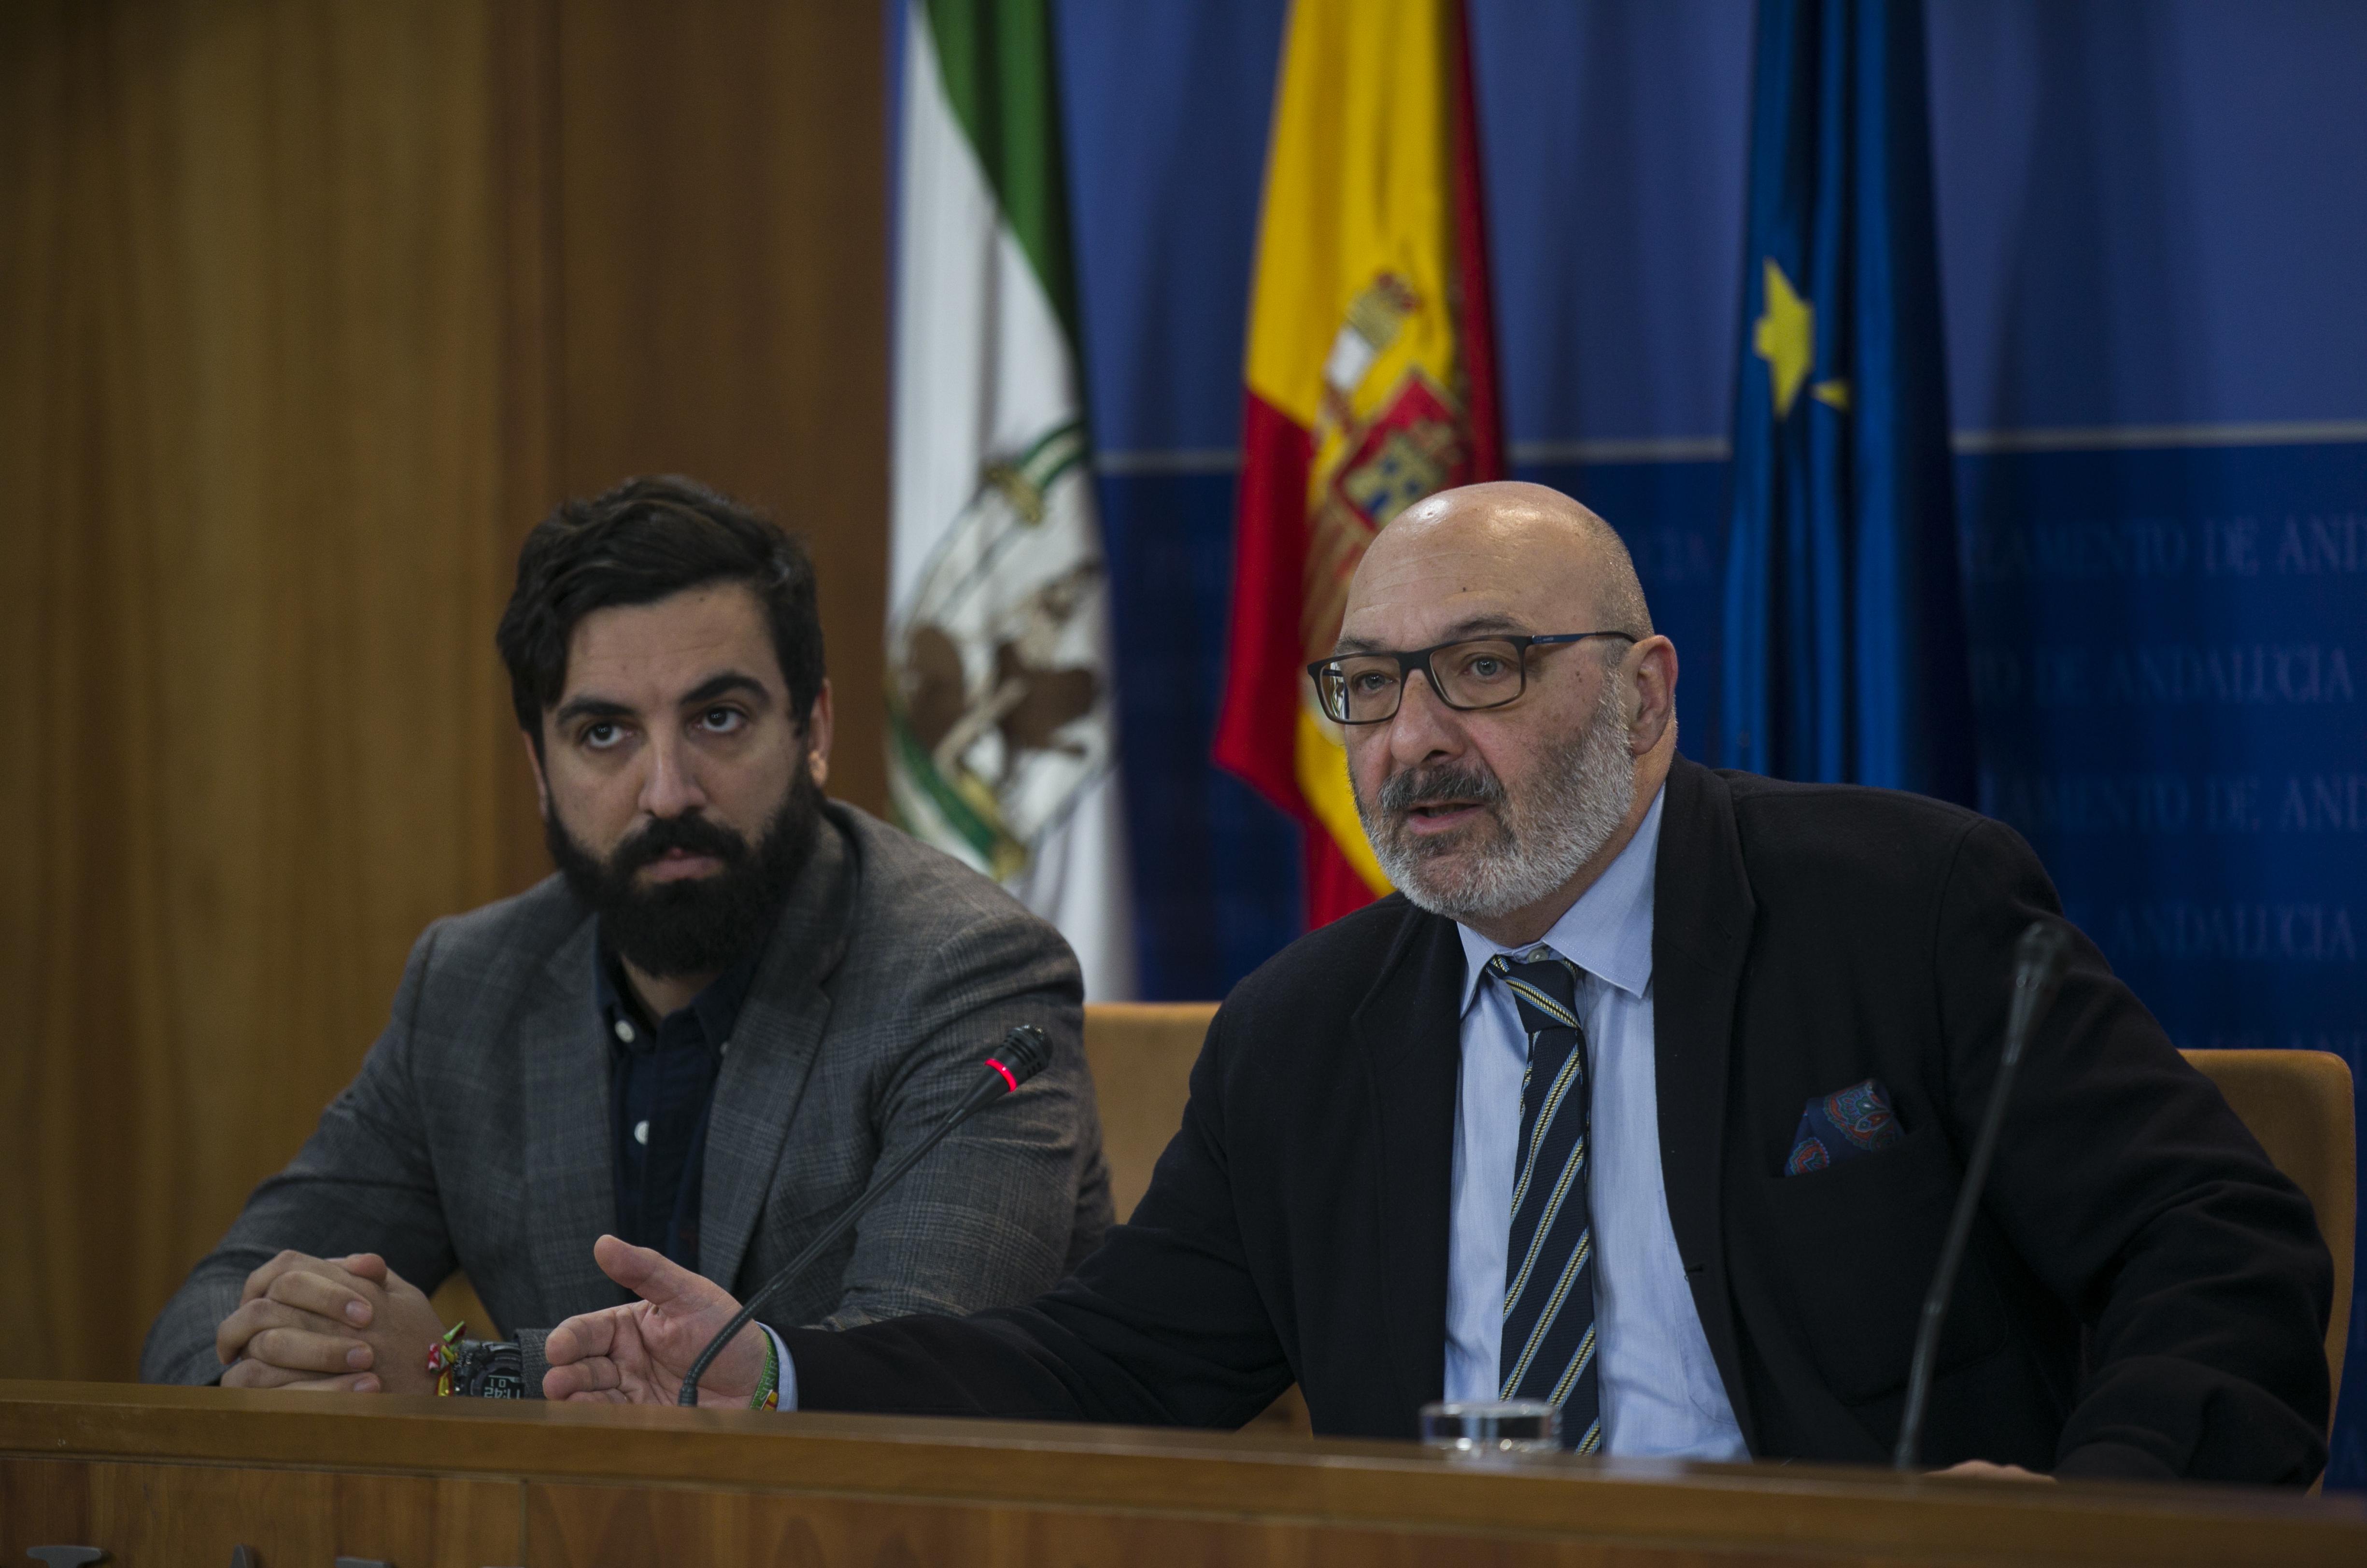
[1456,782,1665,1017]
[595,921,771,1052]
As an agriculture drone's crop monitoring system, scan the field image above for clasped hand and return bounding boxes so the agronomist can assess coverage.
[539,1234,768,1406]
[215,1249,445,1394]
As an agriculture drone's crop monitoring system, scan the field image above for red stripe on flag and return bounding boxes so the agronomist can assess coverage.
[1215,393,1383,928]
[1451,0,1504,484]
[1213,391,1314,817]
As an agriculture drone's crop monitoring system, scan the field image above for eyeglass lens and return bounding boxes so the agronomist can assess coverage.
[1324,638,1526,722]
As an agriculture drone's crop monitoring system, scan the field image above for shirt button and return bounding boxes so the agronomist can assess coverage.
[614,1019,636,1045]
[633,1119,650,1145]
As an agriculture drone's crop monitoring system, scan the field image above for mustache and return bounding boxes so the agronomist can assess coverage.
[1376,762,1507,818]
[609,811,753,877]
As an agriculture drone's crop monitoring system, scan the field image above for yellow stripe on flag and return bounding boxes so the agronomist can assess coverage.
[1245,0,1461,438]
[1294,709,1392,895]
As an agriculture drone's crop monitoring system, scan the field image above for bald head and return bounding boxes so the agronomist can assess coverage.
[1341,482,1651,658]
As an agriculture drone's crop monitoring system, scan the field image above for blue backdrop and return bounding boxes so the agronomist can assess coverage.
[1030,0,2367,1482]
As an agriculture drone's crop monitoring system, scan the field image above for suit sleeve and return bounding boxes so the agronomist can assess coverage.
[808,900,1105,1328]
[1931,819,2333,1483]
[783,1000,1294,1429]
[138,924,460,1385]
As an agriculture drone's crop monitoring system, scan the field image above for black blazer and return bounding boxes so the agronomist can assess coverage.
[787,758,2332,1483]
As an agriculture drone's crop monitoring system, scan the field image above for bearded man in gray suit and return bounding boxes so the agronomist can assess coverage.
[142,475,1113,1399]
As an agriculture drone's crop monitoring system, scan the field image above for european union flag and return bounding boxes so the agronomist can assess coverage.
[1720,0,1974,803]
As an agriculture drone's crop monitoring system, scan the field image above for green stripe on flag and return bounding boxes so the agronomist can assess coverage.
[887,700,1027,877]
[921,0,1080,339]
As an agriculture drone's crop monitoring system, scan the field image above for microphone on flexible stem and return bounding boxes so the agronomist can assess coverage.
[676,1023,1055,1407]
[1892,919,2074,1470]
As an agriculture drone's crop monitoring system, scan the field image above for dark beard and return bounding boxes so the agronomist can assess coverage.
[546,769,823,979]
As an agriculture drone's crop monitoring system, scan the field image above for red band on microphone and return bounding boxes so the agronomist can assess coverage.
[985,1059,1019,1094]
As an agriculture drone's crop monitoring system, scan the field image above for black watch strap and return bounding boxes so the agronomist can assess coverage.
[516,1327,551,1400]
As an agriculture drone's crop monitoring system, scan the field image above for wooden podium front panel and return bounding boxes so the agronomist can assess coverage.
[521,1482,1859,1568]
[0,1457,519,1564]
[4,1383,2363,1568]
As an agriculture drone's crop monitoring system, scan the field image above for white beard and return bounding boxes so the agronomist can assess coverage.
[1358,675,1638,926]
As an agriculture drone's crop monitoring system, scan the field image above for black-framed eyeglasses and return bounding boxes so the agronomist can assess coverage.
[1305,632,1639,725]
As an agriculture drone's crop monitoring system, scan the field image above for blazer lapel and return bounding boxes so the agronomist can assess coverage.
[697,807,856,1295]
[1650,755,1760,1445]
[520,913,624,1320]
[1355,903,1469,1419]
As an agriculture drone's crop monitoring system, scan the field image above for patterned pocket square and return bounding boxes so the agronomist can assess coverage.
[1785,1078,1903,1174]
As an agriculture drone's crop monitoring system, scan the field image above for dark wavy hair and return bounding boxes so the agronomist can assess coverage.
[495,476,825,752]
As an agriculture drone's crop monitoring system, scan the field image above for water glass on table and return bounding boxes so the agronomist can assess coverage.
[1418,1399,1562,1457]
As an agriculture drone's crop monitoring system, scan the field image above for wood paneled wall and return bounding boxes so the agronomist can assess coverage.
[552,0,890,809]
[0,0,888,1382]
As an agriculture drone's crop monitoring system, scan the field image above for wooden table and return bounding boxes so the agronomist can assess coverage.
[2,1380,2360,1566]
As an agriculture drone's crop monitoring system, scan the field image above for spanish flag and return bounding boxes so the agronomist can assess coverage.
[1213,0,1504,927]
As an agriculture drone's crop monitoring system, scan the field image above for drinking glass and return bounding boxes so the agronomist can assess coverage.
[1417,1399,1562,1456]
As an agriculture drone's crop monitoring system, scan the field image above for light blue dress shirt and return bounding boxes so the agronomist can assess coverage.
[1444,785,1749,1458]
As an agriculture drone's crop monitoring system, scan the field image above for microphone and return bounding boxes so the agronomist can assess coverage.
[1893,919,2074,1469]
[677,1024,1053,1405]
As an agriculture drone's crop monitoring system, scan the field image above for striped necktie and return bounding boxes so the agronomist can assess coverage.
[1487,948,1602,1454]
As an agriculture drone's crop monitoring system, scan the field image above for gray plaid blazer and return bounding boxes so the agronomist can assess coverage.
[142,803,1113,1390]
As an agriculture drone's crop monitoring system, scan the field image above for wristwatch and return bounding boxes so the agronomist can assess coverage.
[427,1324,530,1399]
[449,1338,528,1398]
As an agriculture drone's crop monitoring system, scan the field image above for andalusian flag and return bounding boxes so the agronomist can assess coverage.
[1213,0,1504,928]
[886,0,1136,998]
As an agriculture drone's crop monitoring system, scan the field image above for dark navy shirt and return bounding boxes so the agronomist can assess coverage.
[594,936,767,1272]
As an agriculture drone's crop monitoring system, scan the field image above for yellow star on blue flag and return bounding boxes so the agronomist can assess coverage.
[1754,258,1850,419]
[1754,258,1814,418]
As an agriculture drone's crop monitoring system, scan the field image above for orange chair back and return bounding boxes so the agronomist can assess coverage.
[2182,1048,2356,1432]
[1082,1003,1219,1221]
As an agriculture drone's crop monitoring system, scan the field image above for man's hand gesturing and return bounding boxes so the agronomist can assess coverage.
[541,1235,768,1406]
[216,1250,446,1394]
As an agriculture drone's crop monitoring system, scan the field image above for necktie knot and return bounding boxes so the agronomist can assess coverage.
[1487,949,1583,1034]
